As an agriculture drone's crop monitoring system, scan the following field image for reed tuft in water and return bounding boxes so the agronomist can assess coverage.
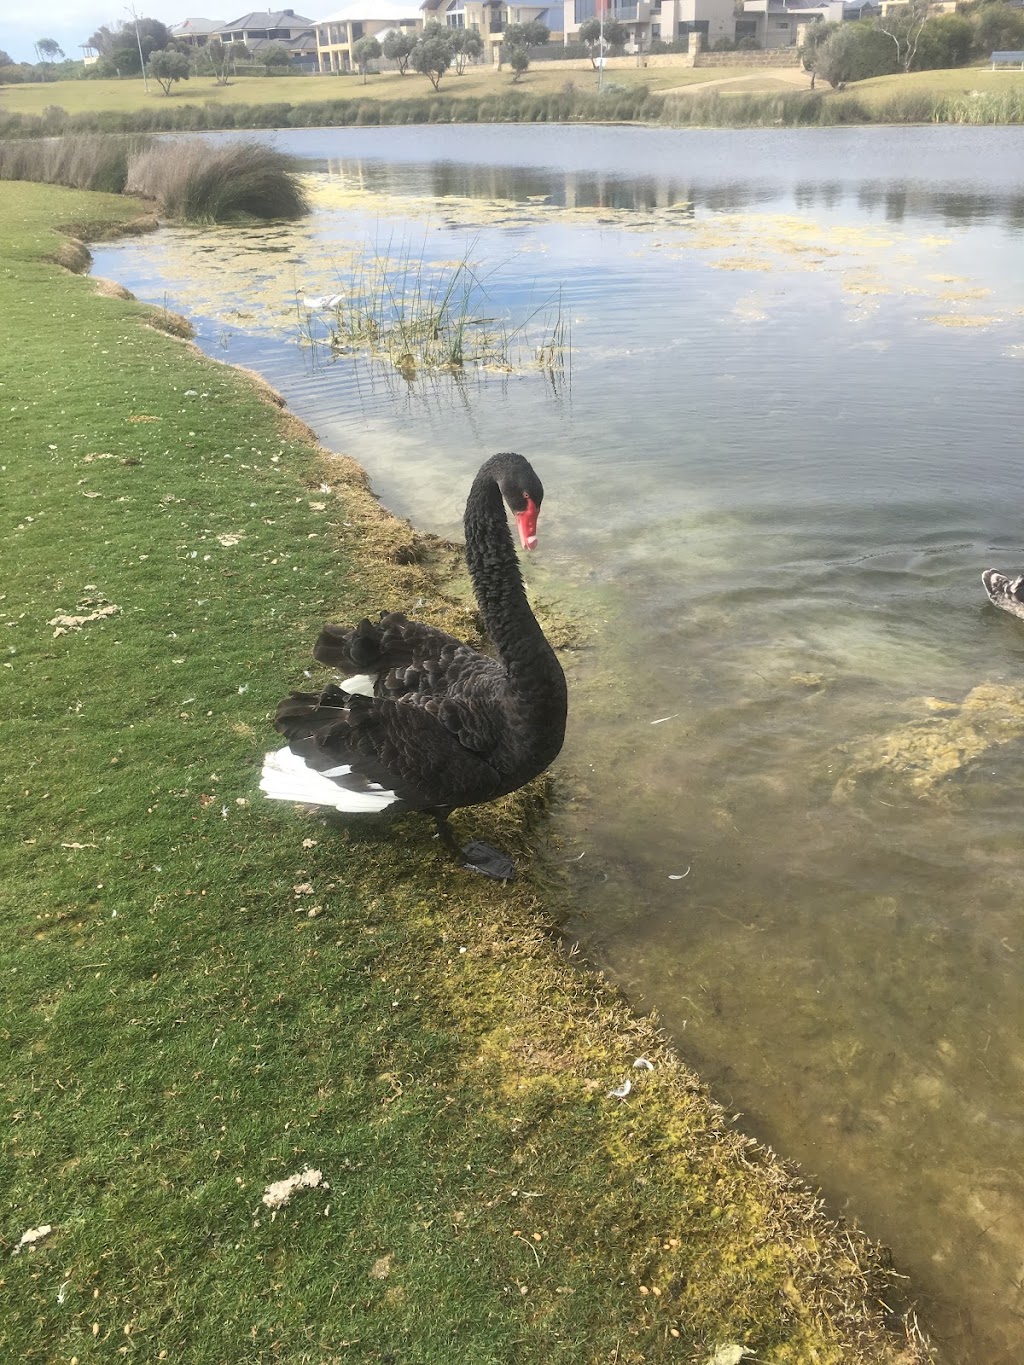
[304,241,569,381]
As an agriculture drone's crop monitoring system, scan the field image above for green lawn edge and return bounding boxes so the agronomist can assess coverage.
[0,182,932,1364]
[1,66,1023,133]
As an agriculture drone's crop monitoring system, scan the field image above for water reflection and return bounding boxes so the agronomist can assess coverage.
[91,125,1024,1365]
[291,123,1024,228]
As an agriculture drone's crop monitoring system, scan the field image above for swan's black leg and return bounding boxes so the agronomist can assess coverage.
[432,812,515,882]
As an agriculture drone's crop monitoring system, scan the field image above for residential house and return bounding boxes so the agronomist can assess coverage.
[170,17,226,46]
[420,0,564,59]
[739,0,877,49]
[214,10,320,67]
[559,0,735,52]
[315,0,422,72]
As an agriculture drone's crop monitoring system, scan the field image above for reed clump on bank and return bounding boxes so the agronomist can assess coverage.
[125,138,309,222]
[0,133,309,221]
[0,132,149,193]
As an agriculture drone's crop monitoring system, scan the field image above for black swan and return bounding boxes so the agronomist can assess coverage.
[982,568,1024,621]
[260,452,567,880]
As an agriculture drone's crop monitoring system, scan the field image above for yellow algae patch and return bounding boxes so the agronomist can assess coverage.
[925,314,1002,328]
[936,287,992,302]
[843,276,892,296]
[710,256,774,272]
[834,682,1024,799]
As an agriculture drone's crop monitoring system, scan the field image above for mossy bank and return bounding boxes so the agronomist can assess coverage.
[0,181,932,1363]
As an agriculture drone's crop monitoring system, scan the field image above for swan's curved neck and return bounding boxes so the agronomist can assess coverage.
[463,467,559,692]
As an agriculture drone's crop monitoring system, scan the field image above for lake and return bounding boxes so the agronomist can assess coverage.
[90,124,1024,1363]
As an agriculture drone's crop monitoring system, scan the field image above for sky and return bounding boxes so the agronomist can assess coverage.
[1,4,237,64]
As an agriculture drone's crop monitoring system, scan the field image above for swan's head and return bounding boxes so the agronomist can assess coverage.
[494,453,544,552]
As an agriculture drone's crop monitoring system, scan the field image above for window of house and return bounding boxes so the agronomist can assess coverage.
[446,10,466,26]
[351,21,363,37]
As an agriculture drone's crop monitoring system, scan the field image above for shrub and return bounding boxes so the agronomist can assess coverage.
[814,23,898,86]
[148,48,191,95]
[125,138,309,221]
[971,0,1024,53]
[508,46,530,81]
[913,15,974,69]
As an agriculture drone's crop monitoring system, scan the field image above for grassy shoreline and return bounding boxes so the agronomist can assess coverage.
[0,66,1022,134]
[0,181,932,1363]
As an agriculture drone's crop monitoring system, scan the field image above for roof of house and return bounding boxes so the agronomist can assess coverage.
[218,10,314,28]
[245,29,319,49]
[317,0,422,19]
[170,17,226,33]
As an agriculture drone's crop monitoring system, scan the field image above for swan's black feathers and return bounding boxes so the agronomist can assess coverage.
[275,684,508,810]
[265,452,567,863]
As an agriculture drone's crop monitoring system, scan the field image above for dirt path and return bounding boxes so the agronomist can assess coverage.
[669,67,813,94]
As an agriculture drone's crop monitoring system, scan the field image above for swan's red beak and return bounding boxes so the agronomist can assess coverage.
[515,497,539,551]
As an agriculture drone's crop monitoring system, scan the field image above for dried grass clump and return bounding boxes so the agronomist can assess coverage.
[125,138,309,223]
[0,133,148,193]
[48,237,92,274]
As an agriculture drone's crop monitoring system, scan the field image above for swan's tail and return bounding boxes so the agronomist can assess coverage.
[260,746,397,813]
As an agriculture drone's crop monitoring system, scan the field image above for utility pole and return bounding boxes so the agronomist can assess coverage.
[597,0,605,91]
[126,4,150,92]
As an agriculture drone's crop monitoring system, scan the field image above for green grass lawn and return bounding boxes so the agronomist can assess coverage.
[851,64,1024,105]
[0,64,731,118]
[0,181,932,1364]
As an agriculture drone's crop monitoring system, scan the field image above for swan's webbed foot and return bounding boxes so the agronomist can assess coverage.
[432,813,515,882]
[459,840,516,882]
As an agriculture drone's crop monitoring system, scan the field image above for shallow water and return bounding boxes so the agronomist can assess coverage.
[92,125,1024,1362]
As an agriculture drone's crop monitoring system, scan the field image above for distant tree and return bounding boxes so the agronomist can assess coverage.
[913,13,973,68]
[451,27,483,74]
[86,25,120,55]
[876,0,929,72]
[812,25,857,85]
[503,19,550,49]
[352,34,381,82]
[0,49,13,66]
[34,38,65,65]
[88,18,171,63]
[578,17,629,68]
[259,41,292,68]
[797,18,835,72]
[410,23,454,89]
[148,47,191,93]
[971,1,1024,54]
[96,45,144,77]
[381,28,416,74]
[206,40,249,84]
[812,21,897,85]
[508,44,530,80]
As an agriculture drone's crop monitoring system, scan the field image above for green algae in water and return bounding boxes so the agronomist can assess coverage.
[834,682,1024,798]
